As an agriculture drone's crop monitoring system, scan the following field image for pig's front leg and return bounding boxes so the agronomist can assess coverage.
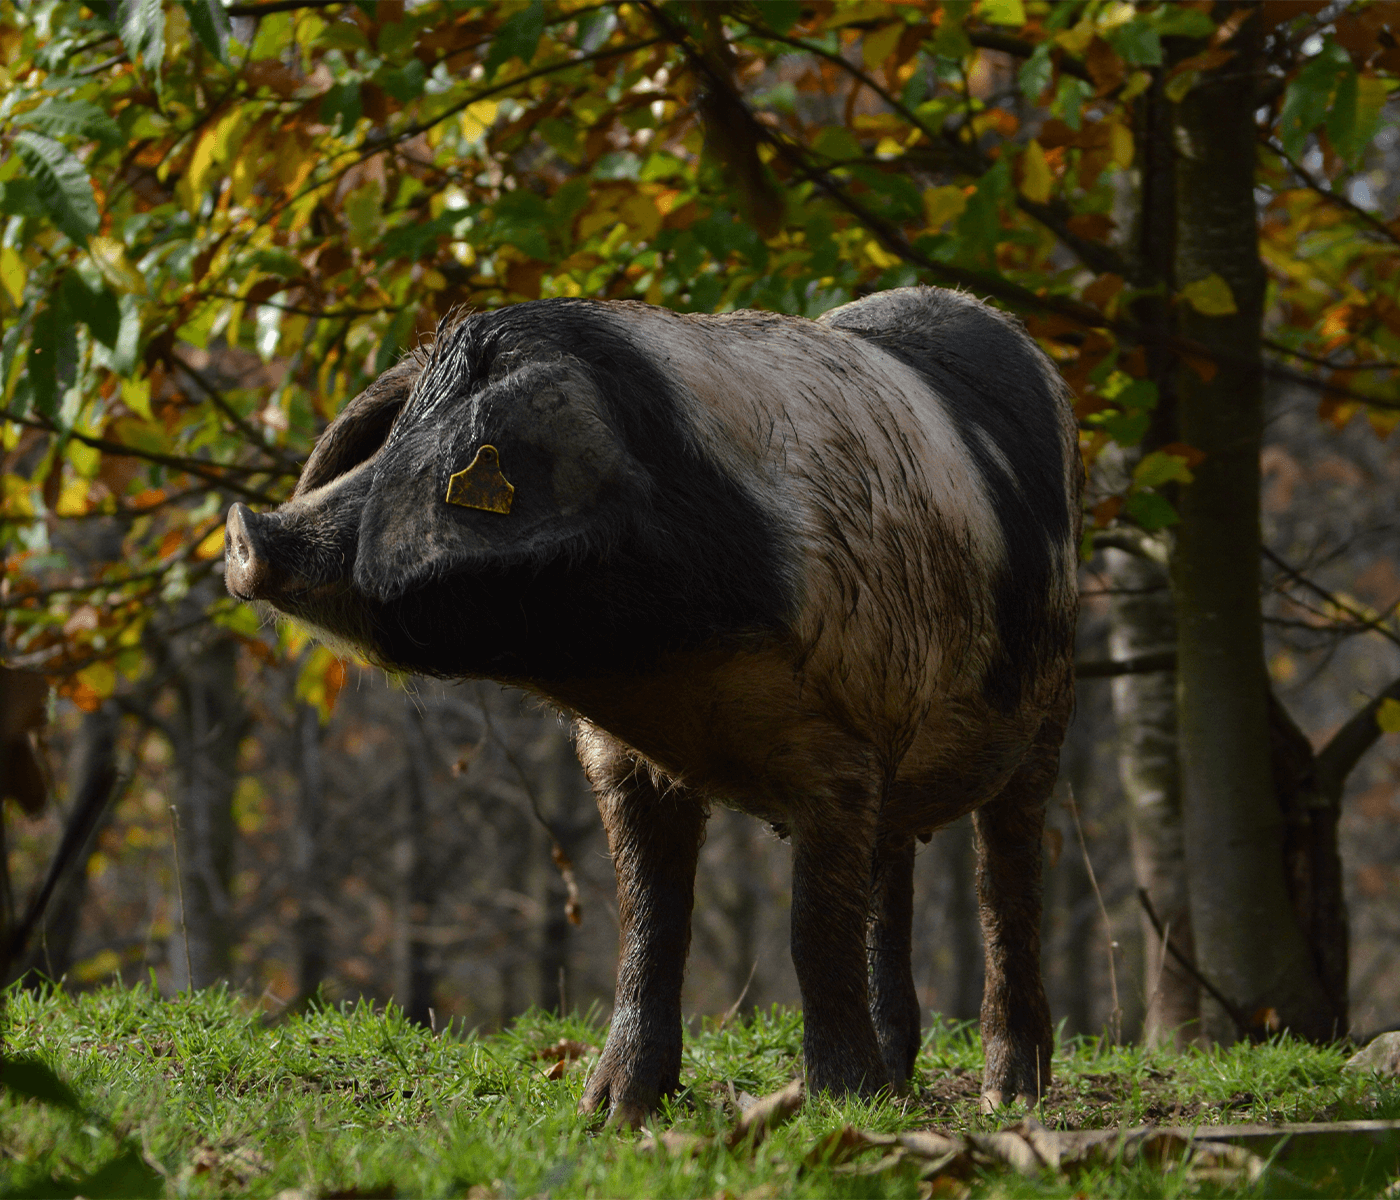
[973,717,1061,1110]
[868,836,921,1085]
[790,786,889,1097]
[576,725,707,1128]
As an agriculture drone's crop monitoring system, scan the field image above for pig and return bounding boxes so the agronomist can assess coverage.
[224,286,1081,1126]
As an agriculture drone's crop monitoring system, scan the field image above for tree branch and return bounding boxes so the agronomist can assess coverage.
[1,410,286,502]
[1076,650,1176,679]
[1263,137,1400,249]
[1314,675,1400,799]
[1263,546,1400,654]
[1138,887,1255,1039]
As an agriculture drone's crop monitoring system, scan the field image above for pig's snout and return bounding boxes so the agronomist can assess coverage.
[224,503,281,601]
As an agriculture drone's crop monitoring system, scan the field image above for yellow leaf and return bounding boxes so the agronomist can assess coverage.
[121,376,153,420]
[1056,19,1095,55]
[1378,697,1400,735]
[181,127,219,213]
[1179,273,1238,316]
[55,477,90,516]
[78,660,117,700]
[89,236,147,295]
[1020,140,1053,204]
[979,0,1026,26]
[1110,122,1133,169]
[0,246,25,305]
[862,22,903,70]
[922,185,967,231]
[874,135,903,158]
[195,526,225,559]
[460,99,499,142]
[865,239,900,269]
[1122,70,1152,101]
[822,2,893,30]
[619,191,662,241]
[1165,69,1199,104]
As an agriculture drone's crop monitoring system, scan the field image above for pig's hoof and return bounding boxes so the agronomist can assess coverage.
[578,1053,672,1129]
[978,1088,1036,1114]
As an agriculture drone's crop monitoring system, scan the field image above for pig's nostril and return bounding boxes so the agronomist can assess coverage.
[235,535,251,565]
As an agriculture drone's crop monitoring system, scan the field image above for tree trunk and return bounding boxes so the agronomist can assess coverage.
[1108,551,1198,1045]
[169,633,245,990]
[294,703,328,1000]
[1111,58,1199,1048]
[1171,9,1332,1041]
[537,723,577,1014]
[13,704,120,985]
[941,816,983,1023]
[394,705,435,1026]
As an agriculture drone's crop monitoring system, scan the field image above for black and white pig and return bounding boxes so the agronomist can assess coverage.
[224,286,1081,1126]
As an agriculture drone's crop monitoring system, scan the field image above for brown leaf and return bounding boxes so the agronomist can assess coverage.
[1085,37,1124,95]
[244,59,303,98]
[725,1079,803,1149]
[637,1129,712,1155]
[531,1037,595,1064]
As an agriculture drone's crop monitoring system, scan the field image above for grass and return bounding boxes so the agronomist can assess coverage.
[3,982,1400,1198]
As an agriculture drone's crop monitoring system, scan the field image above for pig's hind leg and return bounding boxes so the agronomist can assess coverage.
[789,774,890,1098]
[576,724,707,1128]
[867,836,921,1085]
[972,713,1064,1111]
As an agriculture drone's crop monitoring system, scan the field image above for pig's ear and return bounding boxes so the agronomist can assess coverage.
[295,354,424,498]
[352,369,647,603]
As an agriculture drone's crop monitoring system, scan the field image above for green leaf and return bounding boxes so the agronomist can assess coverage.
[1018,41,1054,102]
[182,0,231,66]
[484,1,544,79]
[1,1054,83,1112]
[1325,60,1359,162]
[1123,490,1179,531]
[29,291,79,418]
[119,0,166,80]
[1278,38,1349,160]
[752,0,801,34]
[379,57,426,102]
[13,100,123,147]
[1133,449,1194,489]
[14,131,101,246]
[1106,20,1162,67]
[978,0,1026,26]
[1179,273,1237,316]
[111,294,143,377]
[62,270,121,349]
[1149,7,1216,39]
[1377,697,1400,735]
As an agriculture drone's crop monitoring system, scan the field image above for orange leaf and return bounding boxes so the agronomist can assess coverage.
[1159,442,1206,468]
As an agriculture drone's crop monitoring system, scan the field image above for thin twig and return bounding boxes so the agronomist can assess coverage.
[169,805,194,993]
[1137,887,1253,1039]
[476,696,583,927]
[1063,787,1121,1045]
[1263,546,1400,653]
[716,959,759,1031]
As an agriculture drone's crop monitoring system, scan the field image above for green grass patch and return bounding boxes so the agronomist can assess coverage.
[3,983,1399,1198]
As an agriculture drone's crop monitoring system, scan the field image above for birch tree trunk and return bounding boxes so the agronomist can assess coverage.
[294,703,328,1000]
[169,632,245,990]
[1172,9,1331,1040]
[1108,551,1198,1045]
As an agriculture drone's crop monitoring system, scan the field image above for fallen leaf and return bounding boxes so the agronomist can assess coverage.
[725,1079,804,1149]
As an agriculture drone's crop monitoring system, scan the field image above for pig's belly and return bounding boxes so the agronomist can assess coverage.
[550,646,1039,835]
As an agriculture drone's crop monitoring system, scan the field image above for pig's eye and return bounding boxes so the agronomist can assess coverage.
[295,394,406,496]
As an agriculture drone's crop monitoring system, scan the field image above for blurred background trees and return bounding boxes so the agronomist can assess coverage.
[2,0,1399,1046]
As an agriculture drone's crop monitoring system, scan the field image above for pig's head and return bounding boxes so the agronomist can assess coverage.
[224,311,653,681]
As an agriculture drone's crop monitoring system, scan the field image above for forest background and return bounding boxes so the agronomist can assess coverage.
[2,0,1399,1055]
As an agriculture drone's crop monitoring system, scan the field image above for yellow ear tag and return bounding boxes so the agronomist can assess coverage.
[445,445,514,514]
